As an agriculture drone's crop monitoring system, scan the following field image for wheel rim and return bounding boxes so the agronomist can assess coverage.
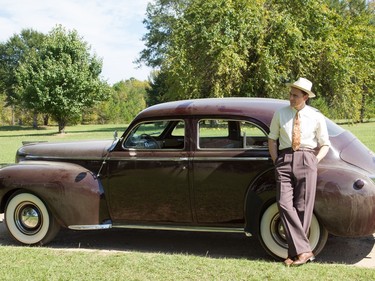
[14,202,43,235]
[269,213,287,248]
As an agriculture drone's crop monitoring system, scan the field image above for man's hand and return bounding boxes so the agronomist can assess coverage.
[268,138,278,164]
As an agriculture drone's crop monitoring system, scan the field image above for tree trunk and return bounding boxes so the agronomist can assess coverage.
[58,120,66,134]
[33,112,38,129]
[43,115,49,126]
[11,105,15,126]
[359,85,367,123]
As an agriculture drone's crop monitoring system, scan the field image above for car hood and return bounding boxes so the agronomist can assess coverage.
[17,140,115,162]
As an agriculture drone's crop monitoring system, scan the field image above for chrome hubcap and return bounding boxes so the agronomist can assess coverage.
[14,202,42,235]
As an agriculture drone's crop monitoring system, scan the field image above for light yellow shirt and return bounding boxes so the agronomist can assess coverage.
[268,105,331,150]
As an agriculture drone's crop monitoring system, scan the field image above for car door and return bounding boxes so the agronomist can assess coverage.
[192,118,271,226]
[105,119,193,224]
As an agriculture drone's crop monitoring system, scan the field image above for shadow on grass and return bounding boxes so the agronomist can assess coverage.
[1,220,373,265]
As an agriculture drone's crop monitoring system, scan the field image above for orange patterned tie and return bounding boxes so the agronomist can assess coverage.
[292,111,301,151]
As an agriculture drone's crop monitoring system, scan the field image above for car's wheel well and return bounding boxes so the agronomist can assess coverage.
[0,189,22,213]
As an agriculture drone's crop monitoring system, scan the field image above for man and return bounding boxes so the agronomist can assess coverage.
[268,77,330,266]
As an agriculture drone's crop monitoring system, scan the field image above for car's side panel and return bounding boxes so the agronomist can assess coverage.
[0,161,108,227]
[192,150,271,226]
[105,150,193,223]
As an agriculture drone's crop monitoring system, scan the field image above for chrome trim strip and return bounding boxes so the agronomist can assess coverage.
[112,224,244,234]
[193,157,270,161]
[25,155,270,162]
[26,155,104,161]
[68,224,112,230]
[108,157,190,162]
[69,223,249,235]
[107,157,269,161]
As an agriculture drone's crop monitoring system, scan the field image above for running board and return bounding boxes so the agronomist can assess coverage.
[114,224,245,234]
[68,224,112,230]
[68,223,251,236]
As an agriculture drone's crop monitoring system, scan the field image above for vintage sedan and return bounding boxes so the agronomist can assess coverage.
[0,98,374,259]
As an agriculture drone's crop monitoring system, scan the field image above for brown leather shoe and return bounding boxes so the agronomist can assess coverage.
[284,257,295,267]
[292,252,315,266]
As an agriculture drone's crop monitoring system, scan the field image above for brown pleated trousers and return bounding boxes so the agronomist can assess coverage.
[275,149,318,257]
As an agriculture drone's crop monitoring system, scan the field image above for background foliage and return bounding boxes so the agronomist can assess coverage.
[140,0,375,122]
[0,27,148,132]
[0,0,374,130]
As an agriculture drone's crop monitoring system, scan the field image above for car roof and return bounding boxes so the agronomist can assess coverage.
[135,98,289,127]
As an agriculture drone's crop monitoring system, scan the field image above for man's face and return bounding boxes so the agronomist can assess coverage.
[289,87,308,109]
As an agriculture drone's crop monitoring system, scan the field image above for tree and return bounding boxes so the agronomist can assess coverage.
[139,0,375,121]
[94,78,148,124]
[15,25,109,133]
[0,29,46,126]
[145,70,170,106]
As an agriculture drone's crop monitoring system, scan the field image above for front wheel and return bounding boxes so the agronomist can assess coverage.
[5,192,60,245]
[259,202,328,260]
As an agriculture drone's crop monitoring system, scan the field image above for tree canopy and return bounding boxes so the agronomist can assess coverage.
[14,26,110,133]
[0,26,111,132]
[139,0,375,122]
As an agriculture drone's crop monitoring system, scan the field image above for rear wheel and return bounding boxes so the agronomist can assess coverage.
[259,202,328,259]
[5,192,60,245]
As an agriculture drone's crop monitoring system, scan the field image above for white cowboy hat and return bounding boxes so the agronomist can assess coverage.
[286,77,316,98]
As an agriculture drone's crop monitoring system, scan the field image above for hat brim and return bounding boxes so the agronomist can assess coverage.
[286,83,316,98]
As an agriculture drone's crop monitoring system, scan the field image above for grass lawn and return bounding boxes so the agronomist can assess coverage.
[0,246,374,281]
[0,121,374,280]
[0,124,126,165]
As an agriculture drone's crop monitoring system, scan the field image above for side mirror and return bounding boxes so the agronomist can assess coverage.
[113,130,118,140]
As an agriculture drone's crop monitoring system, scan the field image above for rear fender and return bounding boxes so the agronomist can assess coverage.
[0,161,110,227]
[244,169,276,236]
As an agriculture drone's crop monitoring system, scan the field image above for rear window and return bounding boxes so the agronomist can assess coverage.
[198,119,268,150]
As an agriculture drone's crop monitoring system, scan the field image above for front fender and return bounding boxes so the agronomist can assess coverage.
[0,161,110,227]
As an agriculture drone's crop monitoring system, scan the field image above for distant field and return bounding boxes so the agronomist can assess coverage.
[0,124,126,165]
[340,121,375,151]
[0,121,374,165]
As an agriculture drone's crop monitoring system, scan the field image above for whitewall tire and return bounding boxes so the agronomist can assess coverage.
[259,202,328,259]
[5,192,60,245]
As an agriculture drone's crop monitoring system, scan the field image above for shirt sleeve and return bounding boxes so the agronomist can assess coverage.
[316,114,331,147]
[268,111,280,140]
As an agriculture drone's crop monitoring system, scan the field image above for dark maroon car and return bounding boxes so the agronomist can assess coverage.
[0,98,374,259]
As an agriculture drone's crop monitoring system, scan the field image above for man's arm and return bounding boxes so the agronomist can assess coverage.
[268,138,278,164]
[316,145,330,163]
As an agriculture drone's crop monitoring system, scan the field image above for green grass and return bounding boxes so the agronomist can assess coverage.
[0,246,373,281]
[0,124,126,165]
[340,121,375,152]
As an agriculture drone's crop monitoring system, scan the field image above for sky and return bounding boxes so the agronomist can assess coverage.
[0,0,154,84]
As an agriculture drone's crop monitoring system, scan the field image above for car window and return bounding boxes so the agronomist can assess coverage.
[124,120,185,150]
[198,119,268,149]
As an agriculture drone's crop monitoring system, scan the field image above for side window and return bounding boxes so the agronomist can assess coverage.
[124,120,185,150]
[240,121,268,149]
[198,119,267,150]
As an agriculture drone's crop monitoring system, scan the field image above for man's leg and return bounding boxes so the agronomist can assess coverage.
[276,153,310,257]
